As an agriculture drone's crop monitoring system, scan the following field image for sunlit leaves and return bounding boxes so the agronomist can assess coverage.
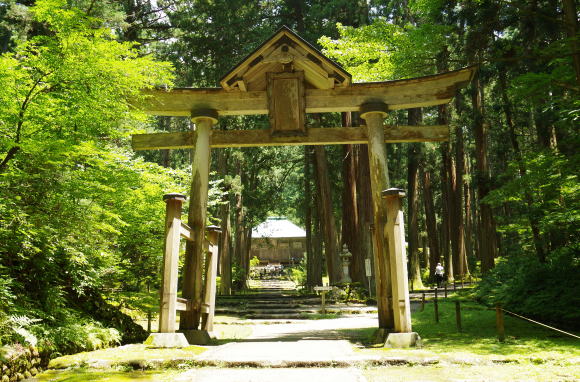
[319,19,451,81]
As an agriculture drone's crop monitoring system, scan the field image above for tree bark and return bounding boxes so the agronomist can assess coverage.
[356,142,375,293]
[217,149,232,295]
[562,0,580,84]
[471,71,497,272]
[421,169,440,281]
[311,150,324,286]
[341,112,364,284]
[233,159,246,289]
[439,104,454,282]
[314,145,341,284]
[407,108,424,289]
[304,146,315,288]
[453,118,468,278]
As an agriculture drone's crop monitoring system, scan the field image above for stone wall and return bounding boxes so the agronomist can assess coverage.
[0,345,42,382]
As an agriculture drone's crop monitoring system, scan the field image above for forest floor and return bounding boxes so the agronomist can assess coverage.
[29,288,580,381]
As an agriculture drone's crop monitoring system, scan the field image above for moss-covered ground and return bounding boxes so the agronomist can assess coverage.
[355,298,579,364]
[33,299,579,381]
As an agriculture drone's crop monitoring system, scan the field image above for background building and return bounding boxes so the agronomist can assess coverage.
[250,217,306,265]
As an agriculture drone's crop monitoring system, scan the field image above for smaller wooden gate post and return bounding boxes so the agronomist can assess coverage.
[159,193,186,333]
[383,188,412,333]
[201,226,221,333]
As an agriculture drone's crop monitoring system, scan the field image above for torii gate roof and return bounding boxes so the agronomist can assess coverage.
[132,28,477,150]
[220,26,352,91]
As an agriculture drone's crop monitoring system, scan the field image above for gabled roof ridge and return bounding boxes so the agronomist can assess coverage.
[219,25,351,88]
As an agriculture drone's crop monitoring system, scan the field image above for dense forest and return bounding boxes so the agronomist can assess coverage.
[0,0,578,359]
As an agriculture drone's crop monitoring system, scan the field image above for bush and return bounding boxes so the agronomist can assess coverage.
[288,257,307,286]
[473,245,580,329]
[33,321,121,358]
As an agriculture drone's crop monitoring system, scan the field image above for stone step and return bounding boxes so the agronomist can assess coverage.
[244,304,302,309]
[216,308,313,315]
[217,298,321,306]
[243,313,307,319]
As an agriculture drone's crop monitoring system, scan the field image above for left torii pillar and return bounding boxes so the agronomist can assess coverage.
[180,108,218,345]
[144,193,189,348]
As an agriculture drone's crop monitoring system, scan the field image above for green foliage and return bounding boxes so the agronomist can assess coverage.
[473,247,580,328]
[483,150,579,254]
[231,263,246,291]
[0,0,181,360]
[33,318,122,357]
[319,19,450,81]
[249,256,260,268]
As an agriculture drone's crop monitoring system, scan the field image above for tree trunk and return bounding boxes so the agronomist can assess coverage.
[439,104,454,282]
[304,146,315,288]
[311,203,324,287]
[562,0,580,84]
[356,142,375,293]
[421,169,440,281]
[407,108,424,289]
[314,145,341,284]
[311,151,324,286]
[341,112,364,284]
[463,181,473,267]
[453,118,468,278]
[233,159,246,289]
[217,149,232,295]
[472,71,497,272]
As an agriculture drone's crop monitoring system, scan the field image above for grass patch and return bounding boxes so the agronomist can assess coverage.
[357,299,580,364]
[298,312,343,320]
[363,364,580,382]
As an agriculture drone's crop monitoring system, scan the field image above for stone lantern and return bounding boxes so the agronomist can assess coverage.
[339,244,352,283]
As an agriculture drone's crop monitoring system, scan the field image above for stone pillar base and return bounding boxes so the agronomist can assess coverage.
[180,329,215,345]
[385,332,422,348]
[144,333,189,348]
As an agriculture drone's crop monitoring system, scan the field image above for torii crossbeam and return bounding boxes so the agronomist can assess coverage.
[133,26,476,346]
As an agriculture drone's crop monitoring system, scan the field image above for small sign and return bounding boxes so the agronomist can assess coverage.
[314,286,333,292]
[365,259,372,277]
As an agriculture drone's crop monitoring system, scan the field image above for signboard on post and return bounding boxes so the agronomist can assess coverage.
[365,259,372,277]
[314,286,333,292]
[365,258,373,297]
[314,285,333,314]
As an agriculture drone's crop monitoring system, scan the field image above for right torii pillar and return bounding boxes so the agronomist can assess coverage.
[361,103,417,347]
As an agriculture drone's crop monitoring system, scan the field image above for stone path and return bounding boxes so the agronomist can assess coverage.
[177,279,377,380]
[198,315,378,366]
[175,368,367,382]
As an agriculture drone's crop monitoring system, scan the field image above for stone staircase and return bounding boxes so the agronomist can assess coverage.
[216,278,377,320]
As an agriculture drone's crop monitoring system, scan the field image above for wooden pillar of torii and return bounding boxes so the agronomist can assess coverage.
[134,26,475,345]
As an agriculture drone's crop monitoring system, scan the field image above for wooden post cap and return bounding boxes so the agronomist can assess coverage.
[359,102,388,119]
[205,225,222,233]
[382,188,406,198]
[191,108,219,124]
[163,193,187,202]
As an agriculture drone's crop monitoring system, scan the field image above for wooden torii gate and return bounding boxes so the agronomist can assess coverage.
[135,26,476,346]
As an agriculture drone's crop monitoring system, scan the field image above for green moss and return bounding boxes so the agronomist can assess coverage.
[298,312,343,320]
[355,300,580,364]
[363,364,580,382]
[48,344,206,369]
[35,369,181,382]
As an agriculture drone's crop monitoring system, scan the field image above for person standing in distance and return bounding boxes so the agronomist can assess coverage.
[435,263,445,288]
